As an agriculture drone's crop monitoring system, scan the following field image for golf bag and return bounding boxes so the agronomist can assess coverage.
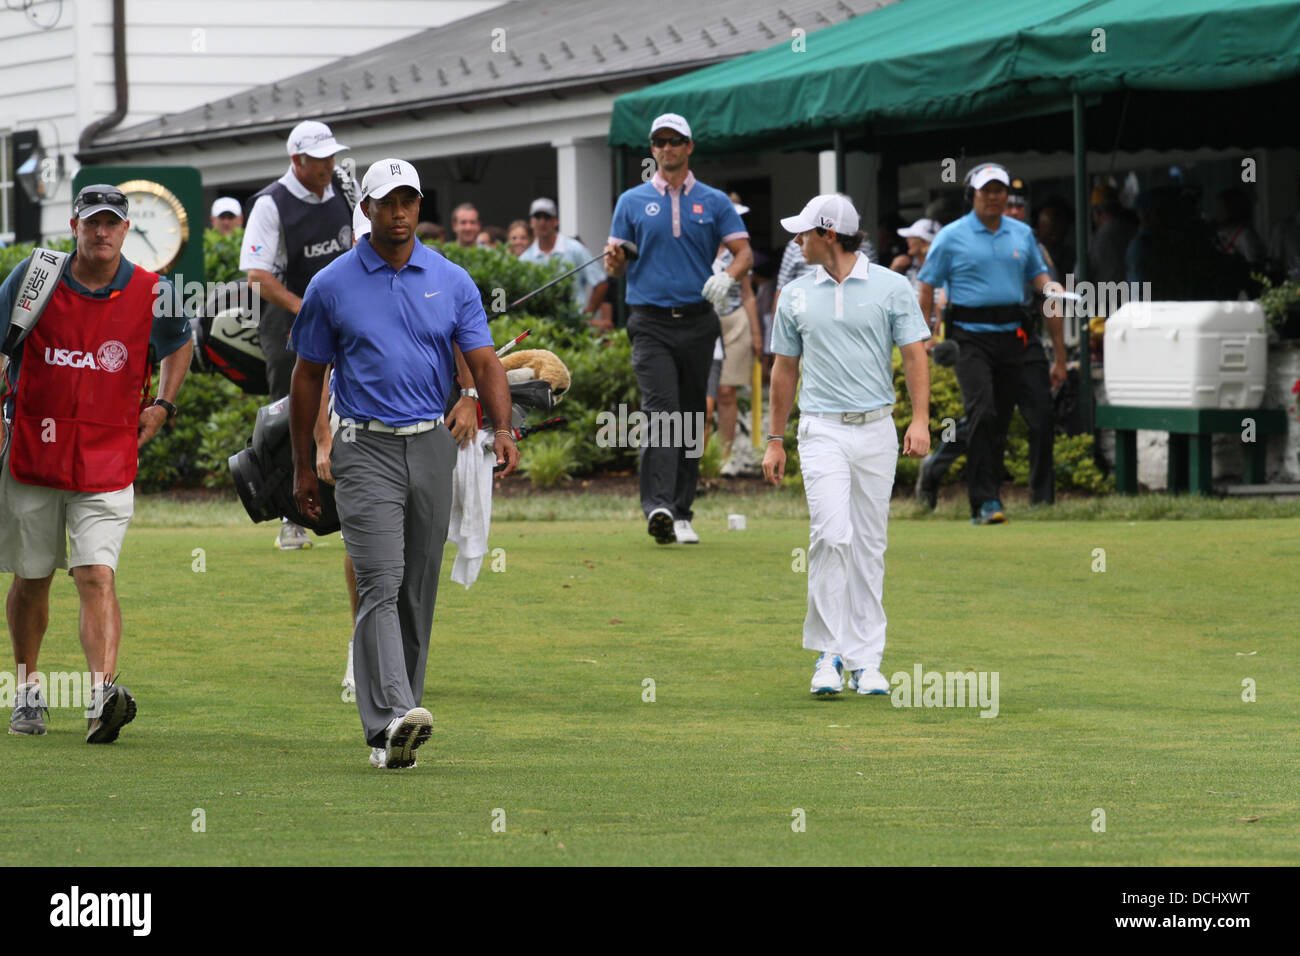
[195,279,269,395]
[229,397,340,534]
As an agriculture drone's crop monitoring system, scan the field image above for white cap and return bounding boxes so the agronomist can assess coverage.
[732,201,750,217]
[210,196,242,219]
[529,197,557,217]
[286,120,348,158]
[969,164,1011,190]
[649,113,692,140]
[780,194,860,236]
[898,218,941,243]
[361,158,423,201]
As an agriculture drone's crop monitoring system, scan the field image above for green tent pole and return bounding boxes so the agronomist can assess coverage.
[1073,92,1093,432]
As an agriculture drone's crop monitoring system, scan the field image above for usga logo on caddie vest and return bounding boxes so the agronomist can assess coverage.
[303,224,352,259]
[43,340,128,371]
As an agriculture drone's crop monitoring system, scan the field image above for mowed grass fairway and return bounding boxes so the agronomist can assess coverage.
[1,507,1297,866]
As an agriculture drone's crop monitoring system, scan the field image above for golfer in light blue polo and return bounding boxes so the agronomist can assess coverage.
[762,194,931,698]
[287,158,518,770]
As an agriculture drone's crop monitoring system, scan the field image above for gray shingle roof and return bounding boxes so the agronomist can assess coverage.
[85,0,893,156]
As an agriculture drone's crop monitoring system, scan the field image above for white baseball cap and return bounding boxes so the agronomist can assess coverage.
[780,194,860,236]
[210,196,242,218]
[529,197,557,217]
[649,113,692,140]
[286,120,348,158]
[898,217,941,243]
[968,163,1011,190]
[361,158,423,201]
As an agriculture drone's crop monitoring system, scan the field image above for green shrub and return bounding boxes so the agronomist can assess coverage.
[697,432,723,479]
[204,227,244,284]
[519,432,577,489]
[136,372,261,492]
[434,242,583,325]
[0,238,76,284]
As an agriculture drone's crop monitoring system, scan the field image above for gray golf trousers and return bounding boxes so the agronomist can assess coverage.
[330,425,456,747]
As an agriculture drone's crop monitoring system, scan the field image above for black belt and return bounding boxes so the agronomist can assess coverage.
[632,301,715,319]
[948,304,1025,325]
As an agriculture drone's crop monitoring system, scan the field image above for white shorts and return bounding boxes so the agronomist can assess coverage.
[0,456,134,578]
[718,305,753,387]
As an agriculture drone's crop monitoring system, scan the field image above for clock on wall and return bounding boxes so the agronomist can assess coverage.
[73,165,204,284]
[117,179,190,274]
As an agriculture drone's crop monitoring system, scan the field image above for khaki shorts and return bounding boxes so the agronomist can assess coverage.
[0,456,134,579]
[718,304,754,387]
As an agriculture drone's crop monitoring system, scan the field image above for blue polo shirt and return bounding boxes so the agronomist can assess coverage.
[290,236,493,426]
[917,210,1048,331]
[771,254,929,413]
[609,171,747,308]
[0,253,191,418]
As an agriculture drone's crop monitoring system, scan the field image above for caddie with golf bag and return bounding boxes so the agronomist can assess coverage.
[0,183,193,743]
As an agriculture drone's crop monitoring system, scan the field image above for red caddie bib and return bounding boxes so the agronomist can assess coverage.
[8,264,158,492]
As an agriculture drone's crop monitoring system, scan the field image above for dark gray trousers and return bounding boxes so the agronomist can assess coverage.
[331,426,456,747]
[259,302,297,401]
[627,307,719,521]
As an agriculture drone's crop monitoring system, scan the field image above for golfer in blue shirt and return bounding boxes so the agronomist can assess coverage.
[288,158,518,770]
[916,163,1064,524]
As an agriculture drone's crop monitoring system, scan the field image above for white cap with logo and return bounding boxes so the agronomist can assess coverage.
[968,164,1011,190]
[649,113,692,140]
[286,120,349,158]
[780,194,860,235]
[361,158,423,201]
[898,218,942,243]
[210,197,242,218]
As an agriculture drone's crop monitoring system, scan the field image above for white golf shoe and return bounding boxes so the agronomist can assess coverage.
[810,653,843,696]
[673,519,700,544]
[371,707,433,769]
[848,667,891,695]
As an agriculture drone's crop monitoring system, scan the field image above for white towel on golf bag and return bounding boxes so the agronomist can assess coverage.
[448,428,496,588]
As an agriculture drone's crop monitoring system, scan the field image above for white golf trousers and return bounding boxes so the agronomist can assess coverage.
[797,413,898,671]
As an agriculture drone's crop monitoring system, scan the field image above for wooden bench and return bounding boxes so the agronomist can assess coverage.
[1094,405,1288,494]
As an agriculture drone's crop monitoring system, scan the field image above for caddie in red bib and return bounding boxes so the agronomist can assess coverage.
[0,183,193,744]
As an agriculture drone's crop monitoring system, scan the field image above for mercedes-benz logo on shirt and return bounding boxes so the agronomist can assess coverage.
[645,202,661,216]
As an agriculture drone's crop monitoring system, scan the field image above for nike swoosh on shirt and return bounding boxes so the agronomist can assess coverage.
[425,291,440,298]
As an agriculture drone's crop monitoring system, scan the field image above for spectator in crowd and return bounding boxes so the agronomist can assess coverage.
[210,197,243,235]
[1087,183,1137,287]
[712,194,763,475]
[522,197,610,325]
[416,221,445,242]
[752,252,778,379]
[1269,176,1300,280]
[451,203,480,248]
[506,219,532,257]
[1127,187,1246,299]
[1214,188,1267,268]
[876,212,908,268]
[1035,196,1075,280]
[477,225,506,248]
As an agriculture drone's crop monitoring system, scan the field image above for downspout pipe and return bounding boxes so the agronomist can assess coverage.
[77,0,128,158]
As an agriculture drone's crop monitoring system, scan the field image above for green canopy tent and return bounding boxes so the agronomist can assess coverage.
[609,0,1300,426]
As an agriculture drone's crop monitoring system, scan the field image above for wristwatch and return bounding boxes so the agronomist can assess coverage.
[460,387,479,401]
[151,398,178,421]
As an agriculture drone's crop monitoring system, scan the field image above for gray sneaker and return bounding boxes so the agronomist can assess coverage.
[9,682,49,736]
[276,520,312,551]
[86,680,136,744]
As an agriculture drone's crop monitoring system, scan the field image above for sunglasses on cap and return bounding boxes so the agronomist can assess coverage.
[75,190,128,211]
[650,136,688,148]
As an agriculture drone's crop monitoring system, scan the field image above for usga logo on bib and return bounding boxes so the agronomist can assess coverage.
[43,340,128,372]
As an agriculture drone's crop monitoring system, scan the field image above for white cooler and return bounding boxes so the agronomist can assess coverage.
[1103,301,1268,408]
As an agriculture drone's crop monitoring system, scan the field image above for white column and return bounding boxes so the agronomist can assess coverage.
[554,137,613,251]
[818,150,837,195]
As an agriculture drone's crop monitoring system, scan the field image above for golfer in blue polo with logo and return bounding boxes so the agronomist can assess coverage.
[288,158,518,770]
[605,112,752,546]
